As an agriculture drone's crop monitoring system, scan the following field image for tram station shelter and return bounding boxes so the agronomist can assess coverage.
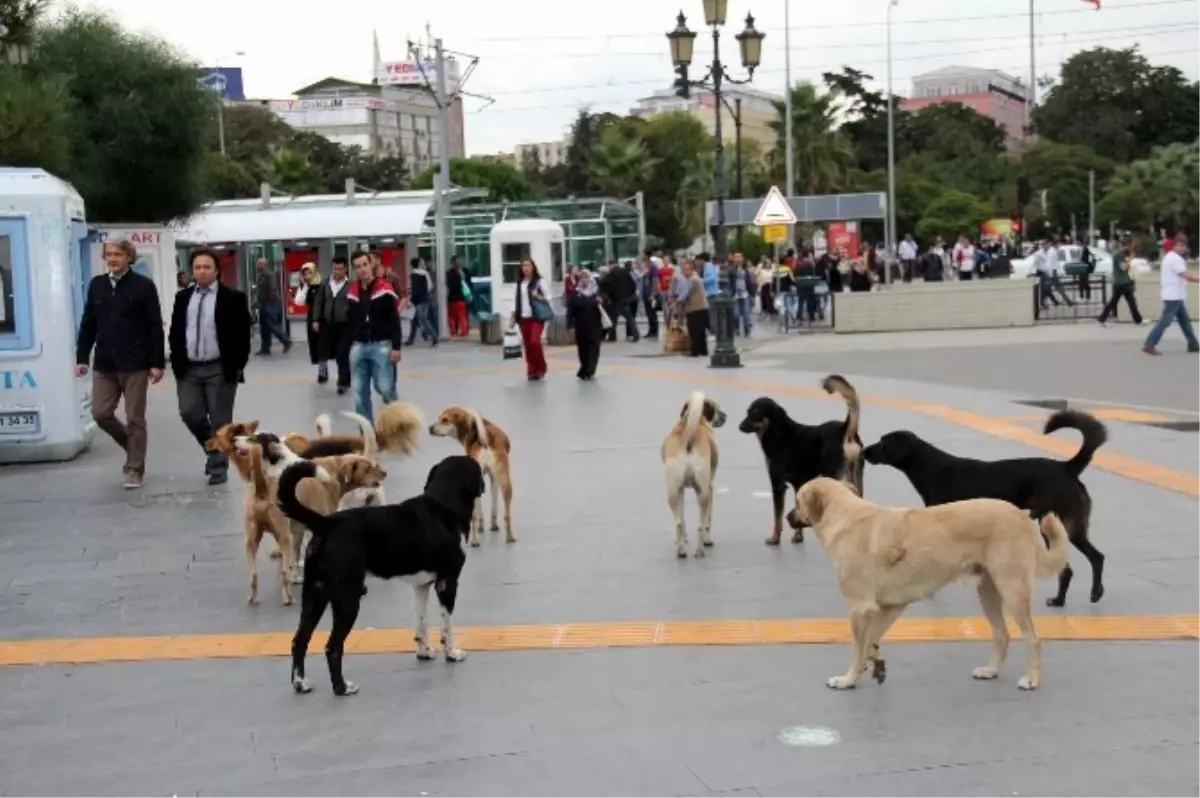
[172,190,645,318]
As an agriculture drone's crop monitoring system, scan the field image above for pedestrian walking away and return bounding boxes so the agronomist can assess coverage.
[347,250,403,420]
[168,249,252,485]
[1098,239,1143,327]
[253,257,291,355]
[297,263,326,383]
[511,258,552,381]
[404,256,439,347]
[446,255,470,337]
[1143,232,1200,355]
[313,256,354,395]
[75,239,165,489]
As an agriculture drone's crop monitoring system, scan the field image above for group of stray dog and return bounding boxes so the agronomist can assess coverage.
[205,374,1109,699]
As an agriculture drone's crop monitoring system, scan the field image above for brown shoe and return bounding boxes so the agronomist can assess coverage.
[1142,346,1162,356]
[122,471,143,490]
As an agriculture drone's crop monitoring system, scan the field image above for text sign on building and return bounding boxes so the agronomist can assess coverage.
[378,59,461,90]
[196,67,245,101]
[268,97,389,112]
[754,186,798,227]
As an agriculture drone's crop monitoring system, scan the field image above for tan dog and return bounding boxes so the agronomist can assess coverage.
[790,477,1068,692]
[429,406,514,546]
[287,454,388,582]
[233,443,296,606]
[283,403,425,459]
[205,420,261,484]
[661,391,727,558]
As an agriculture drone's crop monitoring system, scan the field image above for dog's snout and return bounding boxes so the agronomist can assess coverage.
[785,507,804,529]
[737,418,755,433]
[862,444,881,464]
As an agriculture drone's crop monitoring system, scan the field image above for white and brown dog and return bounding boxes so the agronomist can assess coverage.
[661,391,727,558]
[429,406,514,547]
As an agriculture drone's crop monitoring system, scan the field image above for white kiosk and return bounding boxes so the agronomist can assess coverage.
[488,219,566,325]
[0,168,96,463]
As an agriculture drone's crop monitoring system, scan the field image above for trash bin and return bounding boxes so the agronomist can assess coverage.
[480,316,502,345]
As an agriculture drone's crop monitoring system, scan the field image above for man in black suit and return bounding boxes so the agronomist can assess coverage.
[169,249,252,485]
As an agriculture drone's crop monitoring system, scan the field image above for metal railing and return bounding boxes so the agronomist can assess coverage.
[1033,273,1108,323]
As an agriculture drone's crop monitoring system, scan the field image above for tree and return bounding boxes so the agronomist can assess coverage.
[770,82,856,194]
[288,130,354,192]
[260,147,323,196]
[914,189,993,244]
[1033,47,1200,162]
[198,152,257,200]
[902,103,1006,161]
[214,104,293,169]
[822,66,894,173]
[1018,141,1113,234]
[588,129,657,198]
[27,9,213,222]
[1099,140,1199,234]
[0,0,47,62]
[0,65,69,174]
[563,108,624,195]
[640,111,712,248]
[349,152,409,191]
[411,156,535,202]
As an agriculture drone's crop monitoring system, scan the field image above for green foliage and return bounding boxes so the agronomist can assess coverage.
[914,189,993,244]
[26,9,213,222]
[259,147,323,196]
[769,81,856,194]
[0,64,69,173]
[1016,141,1113,234]
[640,111,713,248]
[411,156,535,202]
[1098,140,1199,234]
[198,152,257,200]
[902,103,1007,160]
[588,129,657,199]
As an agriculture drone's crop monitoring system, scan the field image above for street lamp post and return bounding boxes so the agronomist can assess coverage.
[719,95,745,251]
[213,51,246,157]
[667,3,764,369]
[884,0,898,284]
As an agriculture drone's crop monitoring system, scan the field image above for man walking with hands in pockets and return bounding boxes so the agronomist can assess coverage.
[347,250,403,420]
[75,239,165,489]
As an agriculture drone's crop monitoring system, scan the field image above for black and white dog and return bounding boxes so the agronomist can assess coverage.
[276,453,485,696]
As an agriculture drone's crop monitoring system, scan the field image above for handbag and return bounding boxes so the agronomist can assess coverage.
[502,327,523,360]
[530,296,554,323]
[598,305,613,331]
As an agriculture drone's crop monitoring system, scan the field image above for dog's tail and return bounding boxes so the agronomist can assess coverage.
[682,390,707,450]
[340,410,380,460]
[314,413,333,438]
[468,408,490,447]
[374,401,425,457]
[1043,409,1107,477]
[823,375,862,463]
[1035,512,1070,580]
[276,460,332,535]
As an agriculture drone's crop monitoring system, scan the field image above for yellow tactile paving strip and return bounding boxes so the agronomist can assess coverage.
[0,615,1195,668]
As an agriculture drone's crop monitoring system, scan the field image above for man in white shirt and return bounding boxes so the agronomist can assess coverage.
[1143,232,1200,355]
[1033,239,1073,309]
[898,234,918,282]
[953,236,975,280]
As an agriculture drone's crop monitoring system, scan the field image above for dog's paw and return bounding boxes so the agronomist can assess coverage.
[490,521,500,532]
[506,534,518,544]
[971,665,999,681]
[1017,675,1039,691]
[283,595,294,607]
[292,676,315,694]
[764,535,781,546]
[826,674,858,690]
[247,594,259,606]
[676,548,688,559]
[1090,586,1105,603]
[871,657,887,684]
[334,680,359,696]
[702,539,714,548]
[470,539,481,548]
[444,648,467,663]
[415,645,436,661]
[269,549,283,559]
[1045,596,1066,608]
[693,546,706,559]
[791,530,805,544]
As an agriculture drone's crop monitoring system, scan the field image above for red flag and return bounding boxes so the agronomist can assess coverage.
[1082,0,1100,7]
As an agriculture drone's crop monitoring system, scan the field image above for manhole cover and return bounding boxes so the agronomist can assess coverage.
[1144,420,1200,433]
[777,726,841,747]
[1016,398,1068,411]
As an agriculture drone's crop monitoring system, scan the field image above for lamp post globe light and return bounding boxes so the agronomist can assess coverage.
[666,5,764,369]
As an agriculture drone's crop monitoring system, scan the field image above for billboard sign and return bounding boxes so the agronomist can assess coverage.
[268,97,390,112]
[377,59,460,90]
[197,67,245,101]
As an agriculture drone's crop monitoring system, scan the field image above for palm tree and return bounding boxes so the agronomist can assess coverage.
[674,151,714,239]
[260,147,323,196]
[1103,140,1199,231]
[588,133,657,198]
[769,81,856,195]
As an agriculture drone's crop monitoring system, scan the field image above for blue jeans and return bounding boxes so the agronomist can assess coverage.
[735,296,752,335]
[406,302,438,345]
[1144,300,1199,350]
[257,299,291,352]
[350,341,397,420]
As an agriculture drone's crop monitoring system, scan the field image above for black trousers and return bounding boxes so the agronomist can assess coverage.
[643,296,660,338]
[1098,283,1143,324]
[177,361,237,474]
[686,309,709,357]
[322,323,353,387]
[576,333,601,377]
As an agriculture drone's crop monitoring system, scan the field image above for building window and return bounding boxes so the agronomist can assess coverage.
[501,242,531,283]
[550,241,564,282]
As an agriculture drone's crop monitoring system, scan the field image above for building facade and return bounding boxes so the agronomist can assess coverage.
[900,66,1028,145]
[261,75,466,174]
[513,139,570,169]
[630,86,780,151]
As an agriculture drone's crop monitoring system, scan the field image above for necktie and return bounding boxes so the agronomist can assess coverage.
[194,288,208,361]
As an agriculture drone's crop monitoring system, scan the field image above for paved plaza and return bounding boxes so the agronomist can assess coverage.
[0,323,1197,796]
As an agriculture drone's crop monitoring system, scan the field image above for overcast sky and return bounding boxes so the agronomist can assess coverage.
[79,0,1198,155]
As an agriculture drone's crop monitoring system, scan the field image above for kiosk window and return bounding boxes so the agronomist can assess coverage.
[0,218,34,350]
[550,241,564,282]
[501,243,531,283]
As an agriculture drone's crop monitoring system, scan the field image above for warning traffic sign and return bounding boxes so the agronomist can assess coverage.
[753,186,797,226]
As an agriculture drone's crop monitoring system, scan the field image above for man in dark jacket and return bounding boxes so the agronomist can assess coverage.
[602,261,640,342]
[347,251,403,420]
[168,249,252,485]
[404,256,439,347]
[312,255,354,395]
[75,239,165,489]
[253,258,291,355]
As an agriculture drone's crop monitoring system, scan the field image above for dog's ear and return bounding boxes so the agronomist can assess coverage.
[245,420,260,434]
[423,461,443,493]
[679,403,690,419]
[796,480,828,526]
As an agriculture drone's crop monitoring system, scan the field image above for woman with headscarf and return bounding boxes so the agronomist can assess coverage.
[299,263,327,383]
[568,268,604,380]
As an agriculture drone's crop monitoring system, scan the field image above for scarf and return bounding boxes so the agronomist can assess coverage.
[576,272,599,297]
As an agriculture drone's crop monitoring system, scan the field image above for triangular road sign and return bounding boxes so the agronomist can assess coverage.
[753,185,797,226]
